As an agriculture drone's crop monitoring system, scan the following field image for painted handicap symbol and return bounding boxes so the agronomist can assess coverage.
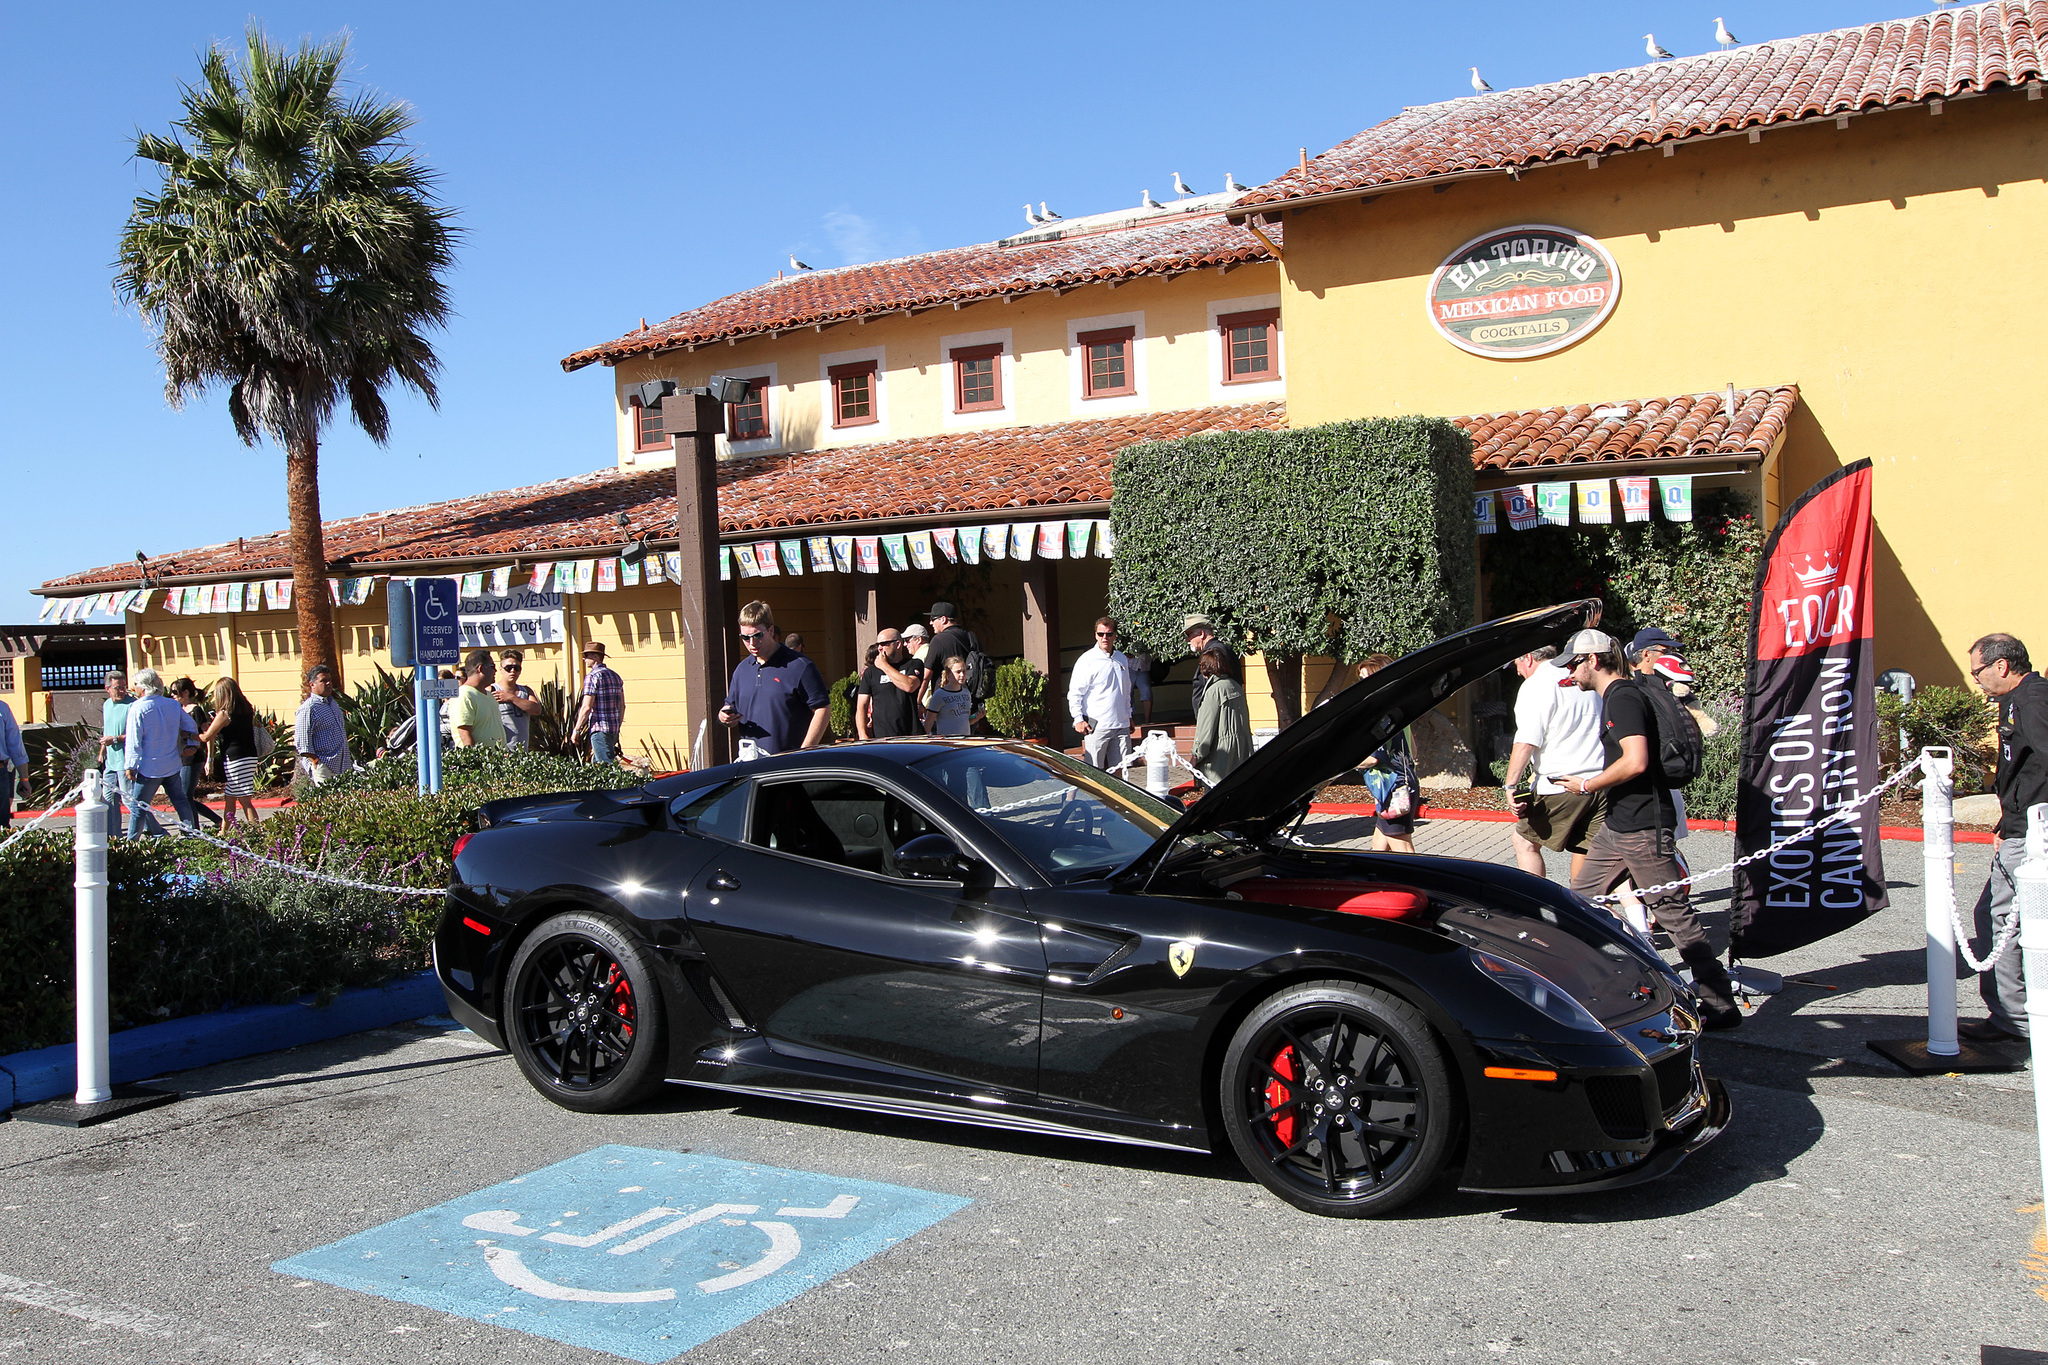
[273,1146,968,1363]
[461,1193,861,1300]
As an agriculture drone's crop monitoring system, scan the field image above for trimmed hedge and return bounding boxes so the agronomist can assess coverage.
[1107,417,1477,665]
[0,832,416,1054]
[0,747,645,1054]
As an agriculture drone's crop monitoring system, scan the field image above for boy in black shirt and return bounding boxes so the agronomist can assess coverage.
[1554,629,1741,1029]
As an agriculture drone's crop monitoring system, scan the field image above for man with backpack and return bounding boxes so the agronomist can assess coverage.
[1553,629,1740,1029]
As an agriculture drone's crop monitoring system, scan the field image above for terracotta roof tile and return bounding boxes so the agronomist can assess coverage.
[1237,2,2044,207]
[561,212,1277,372]
[39,390,1790,593]
[1460,386,1797,475]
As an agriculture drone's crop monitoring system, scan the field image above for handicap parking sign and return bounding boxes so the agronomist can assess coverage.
[275,1145,969,1362]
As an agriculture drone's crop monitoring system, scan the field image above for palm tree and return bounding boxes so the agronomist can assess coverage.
[115,27,457,686]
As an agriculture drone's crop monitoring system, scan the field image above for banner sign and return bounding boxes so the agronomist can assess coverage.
[830,537,854,573]
[933,528,960,564]
[1425,224,1621,359]
[1575,480,1612,524]
[881,534,909,572]
[1535,482,1572,526]
[1009,524,1033,561]
[780,539,805,575]
[1732,459,1887,957]
[983,525,1007,561]
[1619,476,1653,522]
[908,530,934,570]
[1093,519,1114,558]
[459,585,566,649]
[960,528,982,565]
[808,537,834,573]
[854,537,880,573]
[1658,474,1694,522]
[1503,486,1540,531]
[1473,492,1497,534]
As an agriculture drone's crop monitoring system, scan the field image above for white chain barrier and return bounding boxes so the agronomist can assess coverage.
[1951,854,2022,973]
[1585,759,1927,906]
[0,777,94,857]
[181,823,446,899]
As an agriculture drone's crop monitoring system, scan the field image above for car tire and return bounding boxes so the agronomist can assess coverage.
[504,911,669,1113]
[1219,978,1455,1218]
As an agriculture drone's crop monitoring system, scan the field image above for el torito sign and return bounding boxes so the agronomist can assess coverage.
[1425,225,1620,359]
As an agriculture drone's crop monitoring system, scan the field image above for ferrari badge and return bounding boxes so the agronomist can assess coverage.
[1167,941,1197,978]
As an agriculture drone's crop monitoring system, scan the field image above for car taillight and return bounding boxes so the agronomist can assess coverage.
[452,832,474,862]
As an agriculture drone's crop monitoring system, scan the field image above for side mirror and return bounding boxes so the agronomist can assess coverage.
[896,832,973,881]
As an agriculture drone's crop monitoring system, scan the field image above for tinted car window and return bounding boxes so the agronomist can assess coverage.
[750,778,938,878]
[914,746,1174,883]
[672,781,748,842]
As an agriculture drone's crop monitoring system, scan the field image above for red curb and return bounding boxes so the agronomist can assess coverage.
[12,794,296,821]
[1307,803,1998,844]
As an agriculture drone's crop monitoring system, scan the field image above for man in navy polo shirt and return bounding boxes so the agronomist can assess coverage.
[719,600,830,757]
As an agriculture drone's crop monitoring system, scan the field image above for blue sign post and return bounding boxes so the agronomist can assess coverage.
[412,578,461,794]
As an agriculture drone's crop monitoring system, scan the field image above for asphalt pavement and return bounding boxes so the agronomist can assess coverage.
[2,818,2044,1363]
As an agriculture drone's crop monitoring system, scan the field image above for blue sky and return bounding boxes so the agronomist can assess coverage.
[1,0,1896,620]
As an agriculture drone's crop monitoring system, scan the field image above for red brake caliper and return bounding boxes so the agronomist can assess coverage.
[605,965,635,1043]
[1265,1045,1296,1146]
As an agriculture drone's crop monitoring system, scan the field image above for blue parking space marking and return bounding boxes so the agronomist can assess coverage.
[274,1145,969,1361]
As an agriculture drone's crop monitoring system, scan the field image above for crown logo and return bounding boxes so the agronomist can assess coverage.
[1791,552,1839,587]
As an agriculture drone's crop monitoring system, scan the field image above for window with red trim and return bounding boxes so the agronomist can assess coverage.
[1078,326,1135,398]
[950,344,1004,413]
[1218,308,1280,383]
[630,396,667,452]
[726,375,771,441]
[829,361,879,427]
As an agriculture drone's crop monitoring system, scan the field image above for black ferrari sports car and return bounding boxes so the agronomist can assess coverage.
[434,600,1729,1217]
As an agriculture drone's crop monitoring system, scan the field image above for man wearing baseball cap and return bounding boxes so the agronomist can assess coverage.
[1554,628,1741,1029]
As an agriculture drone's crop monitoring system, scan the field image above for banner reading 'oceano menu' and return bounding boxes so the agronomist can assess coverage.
[1732,459,1887,957]
[1425,225,1620,359]
[459,586,566,649]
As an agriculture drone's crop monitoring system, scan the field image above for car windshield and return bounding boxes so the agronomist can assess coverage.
[912,745,1177,883]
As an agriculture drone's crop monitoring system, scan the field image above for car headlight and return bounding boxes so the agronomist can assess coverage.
[1470,949,1608,1034]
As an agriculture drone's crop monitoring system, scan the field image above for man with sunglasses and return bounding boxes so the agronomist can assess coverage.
[494,649,542,749]
[719,600,830,757]
[1068,615,1134,771]
[1961,633,2048,1041]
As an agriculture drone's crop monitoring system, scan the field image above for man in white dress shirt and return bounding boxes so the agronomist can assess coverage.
[1501,644,1608,882]
[1068,616,1134,771]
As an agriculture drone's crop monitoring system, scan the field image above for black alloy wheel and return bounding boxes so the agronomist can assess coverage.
[1219,979,1455,1217]
[505,912,669,1112]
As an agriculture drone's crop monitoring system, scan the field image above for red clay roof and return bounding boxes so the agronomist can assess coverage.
[1238,2,2046,207]
[561,212,1278,372]
[1462,386,1796,477]
[38,390,1792,593]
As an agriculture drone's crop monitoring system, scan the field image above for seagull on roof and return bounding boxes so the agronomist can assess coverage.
[1470,67,1493,93]
[789,254,812,271]
[1172,171,1197,197]
[1224,172,1247,193]
[1714,17,1738,48]
[1039,201,1062,220]
[1022,203,1044,226]
[1142,189,1164,209]
[1644,34,1674,60]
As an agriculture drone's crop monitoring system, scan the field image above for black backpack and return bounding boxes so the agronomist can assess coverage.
[1631,677,1705,787]
[960,634,996,703]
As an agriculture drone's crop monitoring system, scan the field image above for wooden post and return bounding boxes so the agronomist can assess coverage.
[853,579,880,663]
[1021,557,1060,681]
[667,393,731,767]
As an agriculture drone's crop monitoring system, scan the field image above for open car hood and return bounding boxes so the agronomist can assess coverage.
[1130,599,1603,878]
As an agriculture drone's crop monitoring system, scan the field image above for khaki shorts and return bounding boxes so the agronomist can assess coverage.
[1516,790,1605,854]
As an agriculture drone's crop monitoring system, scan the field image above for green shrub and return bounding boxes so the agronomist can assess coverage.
[0,831,421,1054]
[314,744,639,800]
[1877,685,1997,794]
[1684,700,1744,821]
[830,672,860,739]
[984,660,1049,739]
[1108,417,1477,698]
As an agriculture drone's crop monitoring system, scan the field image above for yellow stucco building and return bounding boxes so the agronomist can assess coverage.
[31,1,2042,764]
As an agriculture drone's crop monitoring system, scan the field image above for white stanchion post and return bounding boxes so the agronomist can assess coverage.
[73,770,111,1105]
[2016,804,2048,1217]
[1922,747,1959,1058]
[1142,728,1175,798]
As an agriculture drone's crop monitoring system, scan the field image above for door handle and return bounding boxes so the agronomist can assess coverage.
[708,872,741,891]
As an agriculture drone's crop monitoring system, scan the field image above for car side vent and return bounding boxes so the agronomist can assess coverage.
[706,974,752,1031]
[1582,1075,1650,1141]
